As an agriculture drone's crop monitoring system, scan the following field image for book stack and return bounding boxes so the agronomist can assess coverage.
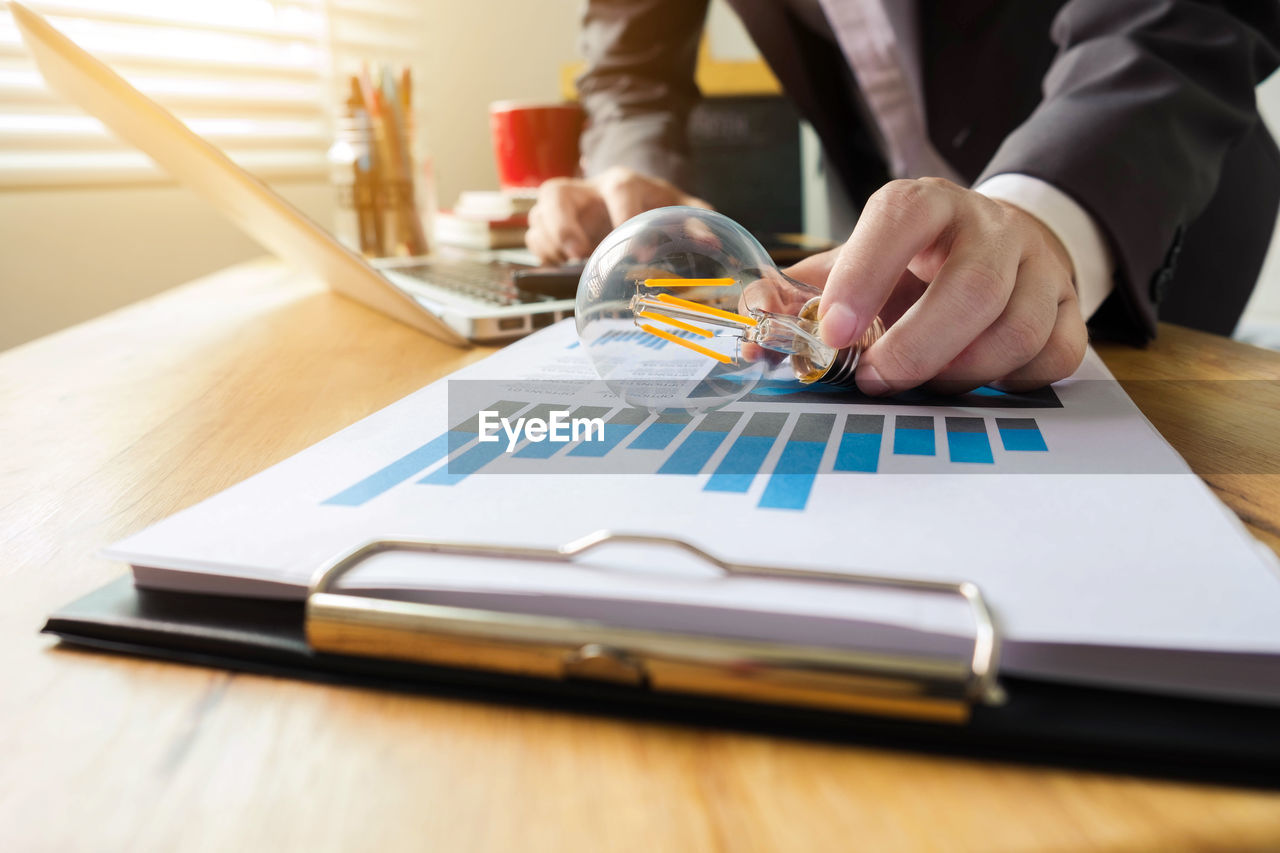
[434,190,536,250]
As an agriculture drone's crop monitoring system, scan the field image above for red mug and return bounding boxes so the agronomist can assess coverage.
[489,101,584,191]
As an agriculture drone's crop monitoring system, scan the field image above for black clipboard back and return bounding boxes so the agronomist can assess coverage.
[41,575,1280,787]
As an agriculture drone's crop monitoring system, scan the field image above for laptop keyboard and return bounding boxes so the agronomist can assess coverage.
[393,261,556,307]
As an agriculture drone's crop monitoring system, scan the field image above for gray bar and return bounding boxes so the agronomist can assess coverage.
[995,417,1039,431]
[945,417,986,433]
[609,408,649,426]
[791,412,836,443]
[569,406,611,421]
[896,415,934,432]
[696,411,744,433]
[520,403,559,424]
[455,400,527,432]
[741,412,789,438]
[844,414,885,435]
[656,411,693,424]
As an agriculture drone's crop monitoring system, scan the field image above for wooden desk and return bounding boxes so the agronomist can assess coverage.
[2,259,1278,852]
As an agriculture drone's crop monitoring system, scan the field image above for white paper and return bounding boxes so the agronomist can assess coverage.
[108,320,1280,704]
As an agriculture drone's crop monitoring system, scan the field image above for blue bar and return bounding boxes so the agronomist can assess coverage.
[658,411,741,475]
[893,416,935,456]
[419,440,509,484]
[658,432,728,475]
[834,414,883,473]
[323,433,451,506]
[997,418,1048,452]
[629,420,687,450]
[511,405,611,459]
[569,409,646,457]
[834,434,880,472]
[336,400,528,498]
[568,422,630,456]
[999,429,1047,451]
[416,400,531,486]
[566,341,579,349]
[947,434,994,463]
[946,417,994,464]
[705,435,776,492]
[759,442,825,510]
[514,436,568,458]
[704,411,786,493]
[759,414,835,510]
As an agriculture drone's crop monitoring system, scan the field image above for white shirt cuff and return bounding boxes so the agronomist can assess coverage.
[975,173,1115,321]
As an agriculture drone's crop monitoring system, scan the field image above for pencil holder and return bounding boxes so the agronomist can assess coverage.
[329,100,434,258]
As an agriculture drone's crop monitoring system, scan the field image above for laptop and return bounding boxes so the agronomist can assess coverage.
[11,2,576,346]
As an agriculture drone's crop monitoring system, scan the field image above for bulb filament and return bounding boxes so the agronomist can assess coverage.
[630,279,884,386]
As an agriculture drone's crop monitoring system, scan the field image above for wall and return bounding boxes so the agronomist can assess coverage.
[0,1,581,353]
[417,2,580,211]
[0,183,334,350]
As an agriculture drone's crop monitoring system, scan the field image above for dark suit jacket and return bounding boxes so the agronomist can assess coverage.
[576,0,1280,341]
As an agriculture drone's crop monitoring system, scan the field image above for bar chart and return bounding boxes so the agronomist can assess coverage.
[323,400,1052,513]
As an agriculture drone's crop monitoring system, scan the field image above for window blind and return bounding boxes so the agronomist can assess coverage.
[0,0,426,188]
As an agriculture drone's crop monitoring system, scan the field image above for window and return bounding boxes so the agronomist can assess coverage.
[0,0,426,187]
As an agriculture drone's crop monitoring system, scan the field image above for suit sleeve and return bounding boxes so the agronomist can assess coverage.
[975,0,1280,341]
[576,0,710,188]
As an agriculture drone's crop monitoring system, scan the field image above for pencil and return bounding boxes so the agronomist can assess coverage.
[346,74,380,254]
[380,65,428,255]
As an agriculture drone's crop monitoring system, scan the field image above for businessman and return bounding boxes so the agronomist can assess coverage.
[526,1,1280,394]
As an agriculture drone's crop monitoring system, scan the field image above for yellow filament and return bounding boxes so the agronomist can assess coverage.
[635,311,714,337]
[639,324,733,363]
[653,293,758,327]
[642,277,736,288]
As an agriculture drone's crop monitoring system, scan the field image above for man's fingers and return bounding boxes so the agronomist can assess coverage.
[818,179,959,349]
[855,232,1019,395]
[995,295,1088,391]
[527,179,614,263]
[879,269,928,328]
[526,200,568,264]
[525,221,565,265]
[781,247,840,289]
[928,252,1060,390]
[678,193,713,210]
[552,215,593,261]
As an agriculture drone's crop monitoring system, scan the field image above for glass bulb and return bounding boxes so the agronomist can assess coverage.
[575,206,883,412]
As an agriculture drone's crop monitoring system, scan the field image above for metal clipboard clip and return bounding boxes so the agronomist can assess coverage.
[306,530,1005,724]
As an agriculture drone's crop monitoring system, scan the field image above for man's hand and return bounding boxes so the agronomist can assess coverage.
[525,166,710,264]
[792,178,1087,395]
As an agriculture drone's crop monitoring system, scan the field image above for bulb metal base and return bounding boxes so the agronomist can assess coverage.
[792,298,885,388]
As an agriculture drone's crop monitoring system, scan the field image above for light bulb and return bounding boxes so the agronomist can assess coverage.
[575,206,884,412]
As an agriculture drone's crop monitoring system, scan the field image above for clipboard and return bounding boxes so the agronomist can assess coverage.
[42,530,1280,786]
[305,530,1002,724]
